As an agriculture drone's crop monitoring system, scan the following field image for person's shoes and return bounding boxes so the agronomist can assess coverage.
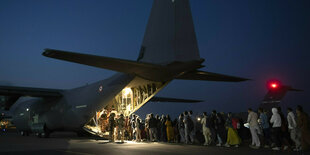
[224,143,230,147]
[293,146,301,152]
[235,145,239,148]
[264,145,270,148]
[203,142,208,146]
[216,143,222,147]
[283,145,288,150]
[249,145,259,149]
[252,146,260,149]
[272,147,280,151]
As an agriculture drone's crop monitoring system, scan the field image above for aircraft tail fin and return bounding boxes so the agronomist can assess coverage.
[138,0,200,64]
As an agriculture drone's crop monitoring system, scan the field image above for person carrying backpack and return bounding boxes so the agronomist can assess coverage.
[224,112,241,147]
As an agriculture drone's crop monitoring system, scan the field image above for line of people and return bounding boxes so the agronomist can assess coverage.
[247,105,310,152]
[107,105,310,152]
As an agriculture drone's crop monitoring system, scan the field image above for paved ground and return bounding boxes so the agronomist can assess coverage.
[0,131,307,155]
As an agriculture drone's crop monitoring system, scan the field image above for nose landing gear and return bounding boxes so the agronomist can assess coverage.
[20,131,29,136]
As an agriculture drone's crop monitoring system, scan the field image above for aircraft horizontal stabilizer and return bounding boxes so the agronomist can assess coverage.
[288,88,303,92]
[176,70,249,82]
[0,86,62,97]
[150,96,202,103]
[0,86,63,110]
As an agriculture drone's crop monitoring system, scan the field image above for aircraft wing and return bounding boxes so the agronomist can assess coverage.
[42,49,248,82]
[42,49,171,81]
[150,97,202,103]
[176,70,249,82]
[0,86,63,110]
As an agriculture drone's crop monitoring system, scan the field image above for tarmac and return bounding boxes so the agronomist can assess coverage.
[0,131,307,155]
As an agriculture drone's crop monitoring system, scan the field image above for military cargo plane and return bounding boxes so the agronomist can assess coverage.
[0,0,248,138]
[260,80,303,110]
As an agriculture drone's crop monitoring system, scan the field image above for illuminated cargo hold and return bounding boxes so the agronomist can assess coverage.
[83,77,168,137]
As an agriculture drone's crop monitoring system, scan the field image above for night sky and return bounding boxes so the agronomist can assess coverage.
[0,0,309,118]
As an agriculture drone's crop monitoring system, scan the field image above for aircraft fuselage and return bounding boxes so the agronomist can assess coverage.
[10,73,167,136]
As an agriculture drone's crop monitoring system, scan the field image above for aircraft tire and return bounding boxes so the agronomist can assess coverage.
[20,131,29,136]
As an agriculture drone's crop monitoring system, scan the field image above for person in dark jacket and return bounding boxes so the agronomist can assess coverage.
[145,114,150,141]
[277,107,290,150]
[209,110,217,145]
[173,118,179,143]
[160,115,167,142]
[155,115,161,141]
[109,113,116,142]
[296,105,310,151]
[215,112,226,146]
[149,113,158,142]
[117,114,125,142]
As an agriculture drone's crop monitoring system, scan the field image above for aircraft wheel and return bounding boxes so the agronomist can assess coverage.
[20,131,29,136]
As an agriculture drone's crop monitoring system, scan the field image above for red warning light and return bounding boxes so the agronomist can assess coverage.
[270,83,278,89]
[267,80,281,90]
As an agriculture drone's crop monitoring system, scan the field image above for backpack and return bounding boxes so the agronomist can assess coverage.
[232,118,240,129]
[187,117,194,131]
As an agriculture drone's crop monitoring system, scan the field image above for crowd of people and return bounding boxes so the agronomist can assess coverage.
[106,105,310,152]
[246,105,310,152]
